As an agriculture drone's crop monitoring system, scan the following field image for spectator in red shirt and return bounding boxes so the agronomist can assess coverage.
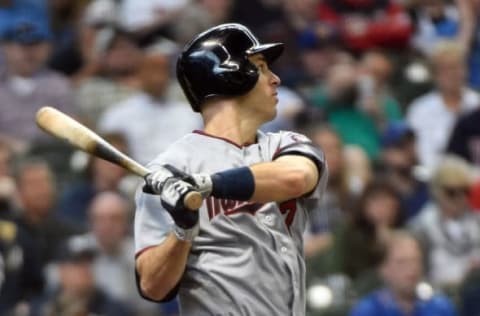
[317,0,413,53]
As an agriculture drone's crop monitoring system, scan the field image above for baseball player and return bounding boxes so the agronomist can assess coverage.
[134,23,328,315]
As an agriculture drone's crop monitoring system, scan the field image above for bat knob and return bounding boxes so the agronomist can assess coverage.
[184,191,203,210]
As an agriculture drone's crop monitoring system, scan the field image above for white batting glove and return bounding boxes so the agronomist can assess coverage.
[191,173,213,198]
[143,166,175,194]
[160,178,200,241]
[160,178,199,227]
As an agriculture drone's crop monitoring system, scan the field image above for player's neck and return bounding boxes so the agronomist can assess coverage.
[202,100,260,145]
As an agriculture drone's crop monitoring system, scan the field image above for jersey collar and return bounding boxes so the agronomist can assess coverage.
[193,130,257,148]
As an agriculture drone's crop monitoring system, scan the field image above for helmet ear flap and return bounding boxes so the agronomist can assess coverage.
[177,49,259,111]
[213,56,258,93]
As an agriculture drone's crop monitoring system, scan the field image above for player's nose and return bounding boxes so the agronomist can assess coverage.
[270,71,281,86]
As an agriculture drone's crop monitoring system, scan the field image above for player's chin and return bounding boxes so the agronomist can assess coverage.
[265,105,277,121]
[273,94,279,105]
[258,106,276,123]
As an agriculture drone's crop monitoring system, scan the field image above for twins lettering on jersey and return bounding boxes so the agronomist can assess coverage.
[206,197,263,219]
[205,196,297,229]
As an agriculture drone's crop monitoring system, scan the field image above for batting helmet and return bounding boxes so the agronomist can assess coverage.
[177,23,284,112]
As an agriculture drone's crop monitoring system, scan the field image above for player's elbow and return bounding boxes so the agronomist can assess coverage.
[274,155,319,198]
[140,277,174,301]
[284,167,313,197]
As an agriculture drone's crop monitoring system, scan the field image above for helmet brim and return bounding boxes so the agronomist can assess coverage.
[247,43,284,65]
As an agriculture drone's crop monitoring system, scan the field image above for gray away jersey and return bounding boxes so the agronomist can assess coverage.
[134,130,328,316]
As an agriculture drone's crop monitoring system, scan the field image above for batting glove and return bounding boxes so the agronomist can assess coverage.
[191,174,213,198]
[144,165,200,241]
[143,164,195,194]
[160,177,199,241]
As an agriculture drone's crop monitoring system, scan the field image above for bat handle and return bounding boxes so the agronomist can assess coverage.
[143,178,203,211]
[184,191,203,210]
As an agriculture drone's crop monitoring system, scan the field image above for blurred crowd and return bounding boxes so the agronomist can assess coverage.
[1,0,480,315]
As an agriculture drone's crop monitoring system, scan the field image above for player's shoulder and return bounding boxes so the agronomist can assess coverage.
[146,133,198,171]
[262,130,312,145]
[261,130,325,164]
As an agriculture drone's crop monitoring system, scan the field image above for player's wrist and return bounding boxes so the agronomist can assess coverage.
[173,223,199,242]
[191,173,213,198]
[210,166,255,201]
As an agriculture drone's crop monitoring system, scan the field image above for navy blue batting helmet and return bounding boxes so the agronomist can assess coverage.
[176,23,284,112]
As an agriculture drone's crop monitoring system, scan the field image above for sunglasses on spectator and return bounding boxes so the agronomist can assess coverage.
[442,186,470,198]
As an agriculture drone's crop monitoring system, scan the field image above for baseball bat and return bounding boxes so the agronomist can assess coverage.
[35,106,202,210]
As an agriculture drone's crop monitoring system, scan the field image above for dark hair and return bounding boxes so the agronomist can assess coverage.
[12,156,53,185]
[353,179,404,236]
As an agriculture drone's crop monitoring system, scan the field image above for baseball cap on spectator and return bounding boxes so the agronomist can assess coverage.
[55,235,97,263]
[2,17,51,44]
[381,121,415,148]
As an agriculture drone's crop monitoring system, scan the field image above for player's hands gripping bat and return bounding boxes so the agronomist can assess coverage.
[35,106,203,211]
[144,165,201,229]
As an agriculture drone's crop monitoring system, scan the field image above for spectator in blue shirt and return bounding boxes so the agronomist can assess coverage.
[350,231,457,316]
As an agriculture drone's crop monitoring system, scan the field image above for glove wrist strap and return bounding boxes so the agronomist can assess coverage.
[173,224,199,242]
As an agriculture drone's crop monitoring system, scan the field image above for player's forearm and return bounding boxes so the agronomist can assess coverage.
[204,155,320,203]
[249,155,319,202]
[136,233,191,300]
